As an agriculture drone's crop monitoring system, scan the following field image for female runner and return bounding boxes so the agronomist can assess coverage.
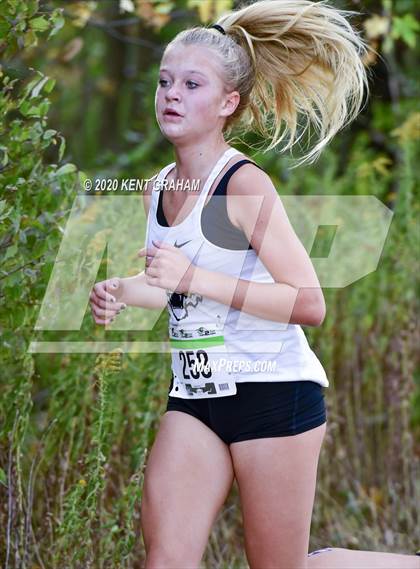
[90,1,420,567]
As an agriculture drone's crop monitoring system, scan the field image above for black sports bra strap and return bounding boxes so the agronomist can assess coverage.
[212,159,264,197]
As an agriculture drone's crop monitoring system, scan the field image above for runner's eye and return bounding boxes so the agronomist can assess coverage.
[158,79,198,89]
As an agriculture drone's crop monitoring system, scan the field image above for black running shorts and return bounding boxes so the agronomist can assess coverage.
[165,376,327,445]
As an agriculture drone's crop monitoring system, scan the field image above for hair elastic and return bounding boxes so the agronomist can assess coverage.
[209,24,226,35]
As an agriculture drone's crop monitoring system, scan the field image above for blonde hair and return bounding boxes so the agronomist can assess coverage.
[166,0,370,166]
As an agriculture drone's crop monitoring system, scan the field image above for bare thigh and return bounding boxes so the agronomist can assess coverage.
[230,422,327,569]
[141,410,235,568]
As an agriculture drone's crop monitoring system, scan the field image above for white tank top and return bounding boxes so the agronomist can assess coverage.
[145,147,329,399]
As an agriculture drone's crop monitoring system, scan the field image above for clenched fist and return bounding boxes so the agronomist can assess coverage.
[90,277,127,325]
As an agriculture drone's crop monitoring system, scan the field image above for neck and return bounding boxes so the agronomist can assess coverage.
[172,138,231,182]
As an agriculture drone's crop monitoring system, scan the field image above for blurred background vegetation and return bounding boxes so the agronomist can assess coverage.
[0,0,419,567]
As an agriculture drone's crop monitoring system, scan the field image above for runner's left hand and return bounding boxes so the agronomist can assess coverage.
[138,239,195,294]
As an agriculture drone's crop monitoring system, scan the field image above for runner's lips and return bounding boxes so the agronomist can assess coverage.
[164,109,183,116]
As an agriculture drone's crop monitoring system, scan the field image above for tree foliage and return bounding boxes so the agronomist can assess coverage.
[0,0,419,567]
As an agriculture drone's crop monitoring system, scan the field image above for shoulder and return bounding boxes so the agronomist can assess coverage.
[226,155,279,229]
[227,155,276,198]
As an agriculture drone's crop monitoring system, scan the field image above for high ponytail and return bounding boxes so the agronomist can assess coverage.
[168,0,370,166]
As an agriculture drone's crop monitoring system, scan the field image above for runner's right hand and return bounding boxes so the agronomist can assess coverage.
[90,277,127,325]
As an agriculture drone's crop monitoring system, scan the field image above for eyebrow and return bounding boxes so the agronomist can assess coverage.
[159,68,207,78]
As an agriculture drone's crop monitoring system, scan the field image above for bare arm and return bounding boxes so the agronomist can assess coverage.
[122,175,168,308]
[118,271,167,309]
[120,174,167,308]
[189,268,315,325]
[90,175,167,324]
[187,164,325,326]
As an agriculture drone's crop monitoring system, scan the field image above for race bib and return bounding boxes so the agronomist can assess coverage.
[168,325,237,399]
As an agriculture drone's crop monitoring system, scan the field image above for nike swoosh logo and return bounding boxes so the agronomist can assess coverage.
[174,239,192,248]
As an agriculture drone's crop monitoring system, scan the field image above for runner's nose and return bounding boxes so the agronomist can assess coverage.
[165,85,181,102]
